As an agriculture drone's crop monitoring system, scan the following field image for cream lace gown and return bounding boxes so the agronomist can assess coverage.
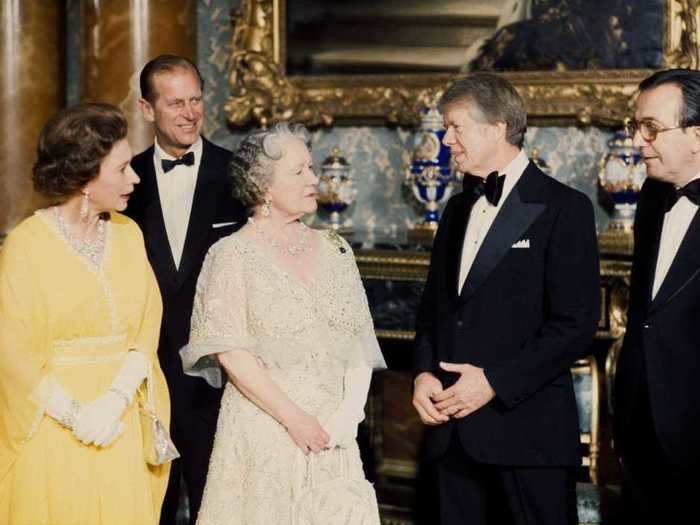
[181,228,385,525]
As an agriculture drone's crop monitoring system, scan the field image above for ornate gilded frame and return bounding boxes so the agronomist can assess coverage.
[226,0,700,127]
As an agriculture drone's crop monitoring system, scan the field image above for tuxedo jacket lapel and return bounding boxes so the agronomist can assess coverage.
[135,148,179,282]
[458,164,546,304]
[177,141,220,282]
[640,191,667,311]
[446,192,479,307]
[650,207,700,313]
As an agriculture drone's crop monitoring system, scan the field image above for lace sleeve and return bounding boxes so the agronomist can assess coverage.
[326,232,387,372]
[180,238,255,387]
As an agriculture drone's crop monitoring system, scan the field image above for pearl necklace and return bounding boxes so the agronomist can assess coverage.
[249,217,311,256]
[53,206,106,268]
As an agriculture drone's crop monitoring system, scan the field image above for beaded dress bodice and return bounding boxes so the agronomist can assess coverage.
[185,229,382,525]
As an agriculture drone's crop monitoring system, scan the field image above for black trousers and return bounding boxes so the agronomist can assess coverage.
[621,458,695,525]
[620,411,696,525]
[619,373,697,525]
[159,409,219,525]
[434,435,578,525]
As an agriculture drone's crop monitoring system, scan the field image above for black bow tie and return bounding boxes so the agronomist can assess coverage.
[161,151,195,173]
[665,179,700,211]
[462,171,506,206]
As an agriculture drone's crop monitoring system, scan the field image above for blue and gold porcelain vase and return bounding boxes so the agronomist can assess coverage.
[316,147,357,234]
[598,124,646,253]
[405,97,455,238]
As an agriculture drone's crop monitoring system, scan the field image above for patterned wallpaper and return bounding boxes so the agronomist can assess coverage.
[199,0,616,236]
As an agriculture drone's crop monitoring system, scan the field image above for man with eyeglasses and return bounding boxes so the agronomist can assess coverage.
[614,68,700,523]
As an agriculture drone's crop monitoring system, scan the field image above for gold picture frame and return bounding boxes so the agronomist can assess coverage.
[226,0,700,128]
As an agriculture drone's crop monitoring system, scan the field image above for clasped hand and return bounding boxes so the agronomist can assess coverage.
[284,408,330,455]
[73,390,128,447]
[412,362,495,425]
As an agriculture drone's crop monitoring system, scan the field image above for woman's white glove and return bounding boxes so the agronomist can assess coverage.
[45,378,122,444]
[73,390,127,446]
[324,366,372,449]
[45,378,82,430]
[72,351,149,447]
[110,350,150,404]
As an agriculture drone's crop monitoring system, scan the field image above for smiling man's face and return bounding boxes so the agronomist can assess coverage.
[141,67,203,158]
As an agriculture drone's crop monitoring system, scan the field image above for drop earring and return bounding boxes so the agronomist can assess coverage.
[80,190,90,222]
[262,198,271,217]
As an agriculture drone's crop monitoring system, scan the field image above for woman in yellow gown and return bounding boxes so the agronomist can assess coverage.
[0,103,172,524]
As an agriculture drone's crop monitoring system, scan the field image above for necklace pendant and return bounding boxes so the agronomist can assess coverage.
[250,218,311,257]
[52,206,106,268]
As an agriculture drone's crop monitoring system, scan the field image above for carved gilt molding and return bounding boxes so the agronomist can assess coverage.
[666,0,700,68]
[226,0,700,128]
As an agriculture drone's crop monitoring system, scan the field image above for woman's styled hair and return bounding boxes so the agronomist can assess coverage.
[229,122,311,216]
[32,103,128,202]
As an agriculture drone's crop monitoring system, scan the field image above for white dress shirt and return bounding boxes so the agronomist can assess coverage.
[458,150,530,292]
[153,137,203,268]
[652,176,700,299]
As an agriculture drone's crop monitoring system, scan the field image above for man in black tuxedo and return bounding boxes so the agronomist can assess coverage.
[126,55,245,524]
[412,73,600,525]
[614,69,700,523]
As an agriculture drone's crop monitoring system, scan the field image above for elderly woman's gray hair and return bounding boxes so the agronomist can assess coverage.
[229,122,311,215]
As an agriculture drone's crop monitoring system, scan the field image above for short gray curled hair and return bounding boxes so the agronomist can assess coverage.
[229,122,312,216]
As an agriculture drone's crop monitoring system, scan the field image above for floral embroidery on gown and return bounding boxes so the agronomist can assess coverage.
[181,228,386,525]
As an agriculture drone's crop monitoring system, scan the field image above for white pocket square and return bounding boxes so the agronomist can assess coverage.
[212,221,237,229]
[511,239,530,249]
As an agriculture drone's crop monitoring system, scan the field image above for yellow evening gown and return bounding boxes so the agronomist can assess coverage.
[0,211,170,525]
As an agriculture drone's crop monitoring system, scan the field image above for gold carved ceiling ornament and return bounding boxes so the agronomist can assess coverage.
[226,0,700,128]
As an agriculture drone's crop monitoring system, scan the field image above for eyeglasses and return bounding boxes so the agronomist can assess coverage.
[624,118,685,142]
